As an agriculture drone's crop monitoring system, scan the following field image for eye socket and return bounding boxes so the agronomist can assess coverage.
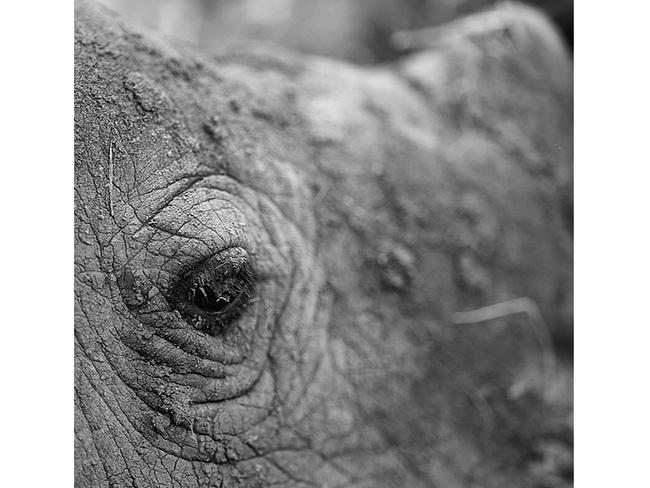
[169,247,255,335]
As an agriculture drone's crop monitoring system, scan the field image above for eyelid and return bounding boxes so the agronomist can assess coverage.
[190,247,249,278]
[188,249,253,296]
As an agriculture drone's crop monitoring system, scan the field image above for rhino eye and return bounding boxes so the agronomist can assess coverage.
[188,284,245,316]
[170,247,255,334]
[190,286,234,314]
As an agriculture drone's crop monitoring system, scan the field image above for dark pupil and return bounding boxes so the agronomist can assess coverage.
[191,286,231,313]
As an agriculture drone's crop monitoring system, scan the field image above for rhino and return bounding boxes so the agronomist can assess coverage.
[74,2,573,486]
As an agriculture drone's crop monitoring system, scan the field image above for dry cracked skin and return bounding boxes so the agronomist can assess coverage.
[74,2,573,487]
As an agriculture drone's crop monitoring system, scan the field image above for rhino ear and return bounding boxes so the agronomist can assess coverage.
[393,2,572,102]
[391,1,573,205]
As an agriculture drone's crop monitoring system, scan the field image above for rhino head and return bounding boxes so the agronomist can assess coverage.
[75,2,572,486]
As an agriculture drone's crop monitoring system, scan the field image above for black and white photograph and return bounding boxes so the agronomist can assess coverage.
[3,1,649,487]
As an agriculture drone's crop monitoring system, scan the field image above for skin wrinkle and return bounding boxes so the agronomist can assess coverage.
[77,301,195,463]
[123,328,235,377]
[77,348,170,476]
[77,327,163,449]
[120,175,207,240]
[114,175,299,283]
[121,216,238,277]
[147,322,249,366]
[76,151,296,470]
[120,323,252,396]
[75,393,111,487]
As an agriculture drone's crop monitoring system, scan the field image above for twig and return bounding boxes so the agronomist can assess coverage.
[452,297,557,391]
[108,140,114,217]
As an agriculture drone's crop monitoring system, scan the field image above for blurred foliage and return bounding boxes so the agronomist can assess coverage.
[91,0,572,64]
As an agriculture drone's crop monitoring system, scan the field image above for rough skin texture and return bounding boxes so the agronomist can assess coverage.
[74,2,573,487]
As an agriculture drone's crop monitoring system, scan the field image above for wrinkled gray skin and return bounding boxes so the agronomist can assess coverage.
[75,2,573,487]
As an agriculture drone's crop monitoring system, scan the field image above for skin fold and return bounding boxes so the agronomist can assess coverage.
[74,2,573,487]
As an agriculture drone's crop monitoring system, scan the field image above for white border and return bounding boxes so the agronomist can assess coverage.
[575,0,650,486]
[3,1,649,486]
[2,0,74,485]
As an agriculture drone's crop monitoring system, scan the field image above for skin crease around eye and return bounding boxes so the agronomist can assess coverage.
[169,247,256,335]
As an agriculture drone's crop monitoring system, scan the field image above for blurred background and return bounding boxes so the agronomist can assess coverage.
[89,0,572,64]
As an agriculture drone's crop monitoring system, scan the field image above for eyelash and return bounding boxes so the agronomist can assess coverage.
[169,248,255,335]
